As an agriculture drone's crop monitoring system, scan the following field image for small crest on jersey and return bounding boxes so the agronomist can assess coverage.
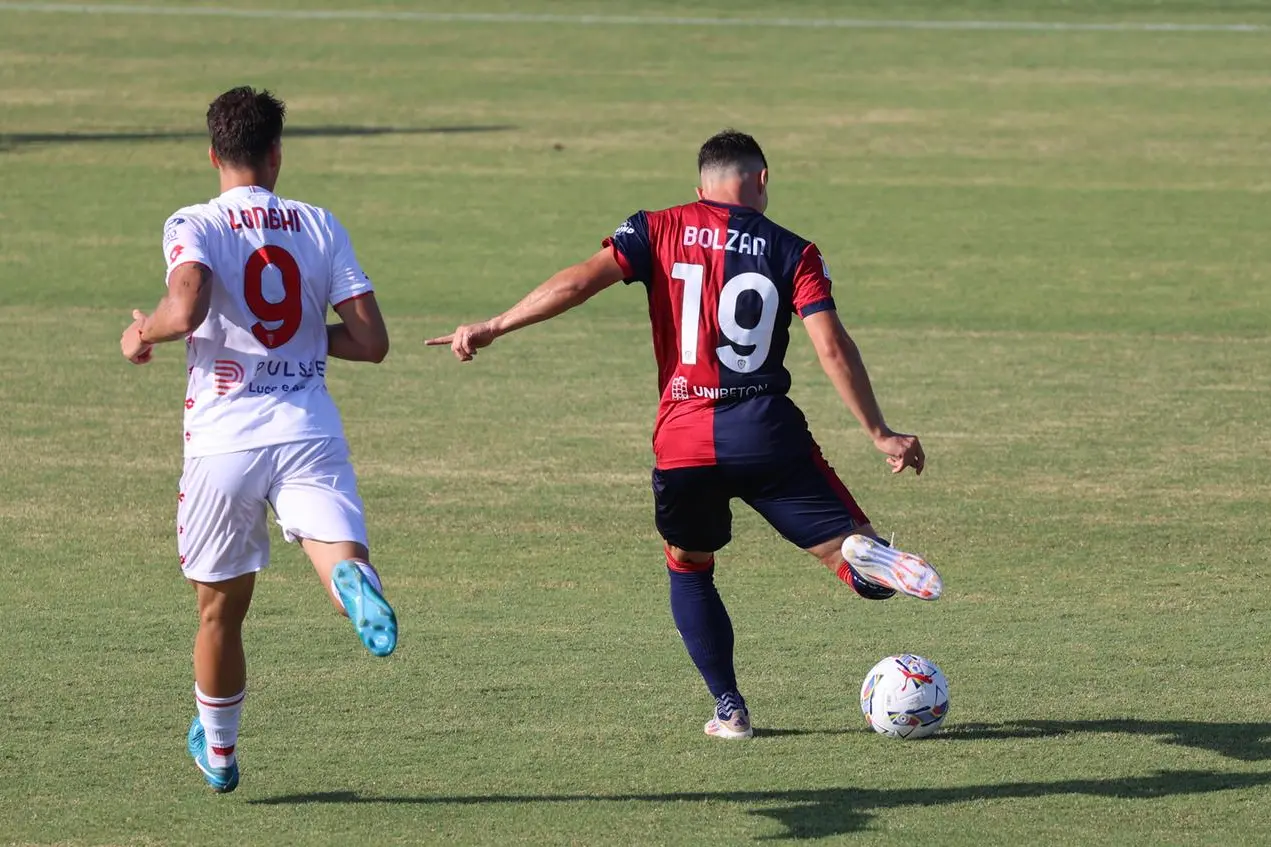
[163,218,184,245]
[670,375,690,401]
[168,244,185,263]
[613,220,636,237]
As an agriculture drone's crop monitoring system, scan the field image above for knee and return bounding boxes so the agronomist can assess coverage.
[199,603,246,631]
[194,579,253,630]
[666,545,715,573]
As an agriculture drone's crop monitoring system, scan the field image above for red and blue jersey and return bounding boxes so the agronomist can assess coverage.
[603,200,837,470]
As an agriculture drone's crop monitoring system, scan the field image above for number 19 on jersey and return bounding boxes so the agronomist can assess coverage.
[671,262,778,374]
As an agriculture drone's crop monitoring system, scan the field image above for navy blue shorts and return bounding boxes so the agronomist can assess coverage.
[651,445,870,553]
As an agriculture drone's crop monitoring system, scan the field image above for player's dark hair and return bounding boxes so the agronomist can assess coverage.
[697,129,767,174]
[206,86,286,167]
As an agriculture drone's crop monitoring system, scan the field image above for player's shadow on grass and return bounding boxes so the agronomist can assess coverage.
[0,124,516,150]
[938,719,1271,762]
[752,727,854,738]
[250,770,1271,840]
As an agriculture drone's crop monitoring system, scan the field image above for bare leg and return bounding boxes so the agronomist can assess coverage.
[192,573,255,696]
[299,538,369,616]
[666,545,716,567]
[805,523,877,570]
[189,573,254,786]
[300,537,396,656]
[816,525,943,601]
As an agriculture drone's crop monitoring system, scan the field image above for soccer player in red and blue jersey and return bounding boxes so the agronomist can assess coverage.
[428,130,942,740]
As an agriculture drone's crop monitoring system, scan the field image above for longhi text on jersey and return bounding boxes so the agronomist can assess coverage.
[227,207,303,232]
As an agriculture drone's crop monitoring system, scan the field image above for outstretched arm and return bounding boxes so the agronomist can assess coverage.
[802,309,925,475]
[426,248,626,361]
[120,262,212,364]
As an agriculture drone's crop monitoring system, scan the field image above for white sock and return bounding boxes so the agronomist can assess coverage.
[329,561,384,611]
[195,684,244,768]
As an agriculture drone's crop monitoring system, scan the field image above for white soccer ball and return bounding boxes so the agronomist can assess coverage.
[859,654,949,739]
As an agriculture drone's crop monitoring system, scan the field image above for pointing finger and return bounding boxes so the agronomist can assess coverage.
[425,334,455,347]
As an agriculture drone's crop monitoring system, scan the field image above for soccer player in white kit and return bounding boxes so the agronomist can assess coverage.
[119,87,396,794]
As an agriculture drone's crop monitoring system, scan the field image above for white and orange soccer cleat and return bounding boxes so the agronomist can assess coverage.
[705,710,754,740]
[842,535,943,601]
[704,691,754,739]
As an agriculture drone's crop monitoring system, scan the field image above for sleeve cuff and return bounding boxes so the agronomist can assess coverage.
[164,258,211,286]
[332,291,374,308]
[602,239,639,283]
[797,298,836,319]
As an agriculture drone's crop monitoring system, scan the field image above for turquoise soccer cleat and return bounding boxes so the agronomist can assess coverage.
[332,560,398,657]
[187,717,239,794]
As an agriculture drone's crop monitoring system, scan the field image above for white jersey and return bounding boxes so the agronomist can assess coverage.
[162,185,373,457]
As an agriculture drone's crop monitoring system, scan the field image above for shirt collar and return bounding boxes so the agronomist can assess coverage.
[219,185,274,201]
[698,199,759,213]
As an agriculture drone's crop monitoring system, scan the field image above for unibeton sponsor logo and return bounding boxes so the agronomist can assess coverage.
[692,384,770,400]
[213,359,245,396]
[668,376,769,401]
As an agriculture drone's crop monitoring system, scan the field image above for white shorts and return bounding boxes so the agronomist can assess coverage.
[177,437,368,583]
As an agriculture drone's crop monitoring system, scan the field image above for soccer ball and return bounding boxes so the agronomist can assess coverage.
[859,654,949,739]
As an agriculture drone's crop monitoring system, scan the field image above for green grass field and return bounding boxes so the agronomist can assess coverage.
[3,1,1271,844]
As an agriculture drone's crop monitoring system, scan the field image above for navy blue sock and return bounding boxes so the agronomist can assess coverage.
[667,562,738,699]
